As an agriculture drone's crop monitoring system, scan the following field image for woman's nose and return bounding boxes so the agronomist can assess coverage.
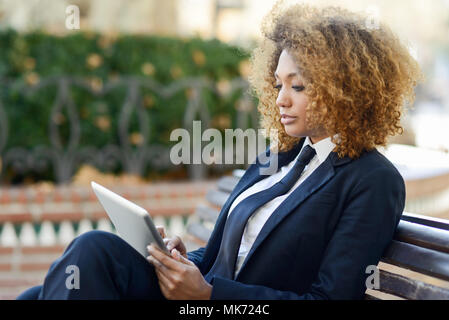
[276,89,291,108]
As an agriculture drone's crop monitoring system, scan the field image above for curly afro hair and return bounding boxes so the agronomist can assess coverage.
[249,1,424,158]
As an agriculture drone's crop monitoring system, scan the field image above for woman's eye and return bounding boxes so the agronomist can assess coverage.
[274,84,305,92]
[292,85,305,92]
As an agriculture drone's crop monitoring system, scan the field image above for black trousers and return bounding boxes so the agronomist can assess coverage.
[16,230,166,299]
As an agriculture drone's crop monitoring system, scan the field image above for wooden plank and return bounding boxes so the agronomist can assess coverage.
[401,212,449,231]
[375,269,449,300]
[405,170,449,200]
[382,240,449,281]
[194,204,220,223]
[365,289,404,300]
[394,220,449,254]
[233,169,245,178]
[217,176,239,194]
[364,293,380,300]
[183,238,204,252]
[205,189,230,208]
[186,222,212,243]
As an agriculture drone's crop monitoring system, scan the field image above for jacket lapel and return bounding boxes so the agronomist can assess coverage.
[235,148,352,279]
[205,140,305,265]
[216,139,305,231]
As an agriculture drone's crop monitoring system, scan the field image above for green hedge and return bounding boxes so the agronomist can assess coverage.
[0,30,255,183]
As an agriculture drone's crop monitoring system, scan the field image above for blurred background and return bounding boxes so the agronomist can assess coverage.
[0,0,448,299]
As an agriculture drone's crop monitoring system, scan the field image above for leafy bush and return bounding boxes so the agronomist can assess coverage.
[0,30,255,184]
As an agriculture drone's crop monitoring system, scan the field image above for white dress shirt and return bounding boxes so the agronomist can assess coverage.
[228,136,337,277]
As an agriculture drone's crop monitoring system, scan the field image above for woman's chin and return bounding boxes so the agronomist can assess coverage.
[283,127,303,138]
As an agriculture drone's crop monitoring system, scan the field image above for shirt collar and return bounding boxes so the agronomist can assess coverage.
[297,136,337,164]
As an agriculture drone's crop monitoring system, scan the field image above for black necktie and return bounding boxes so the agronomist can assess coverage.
[205,145,317,281]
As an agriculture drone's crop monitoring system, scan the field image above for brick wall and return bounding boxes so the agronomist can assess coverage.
[0,180,216,299]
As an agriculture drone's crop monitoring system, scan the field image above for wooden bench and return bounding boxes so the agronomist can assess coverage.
[184,169,449,300]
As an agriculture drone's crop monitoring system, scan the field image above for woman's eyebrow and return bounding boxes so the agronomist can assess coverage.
[274,72,299,79]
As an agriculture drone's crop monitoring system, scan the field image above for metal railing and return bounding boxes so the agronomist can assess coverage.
[0,76,260,184]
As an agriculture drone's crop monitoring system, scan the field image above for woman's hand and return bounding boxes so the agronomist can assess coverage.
[156,226,188,259]
[147,244,212,300]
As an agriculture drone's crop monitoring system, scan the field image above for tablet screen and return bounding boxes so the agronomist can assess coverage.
[91,181,169,257]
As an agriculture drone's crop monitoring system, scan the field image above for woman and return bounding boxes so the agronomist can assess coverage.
[17,3,422,300]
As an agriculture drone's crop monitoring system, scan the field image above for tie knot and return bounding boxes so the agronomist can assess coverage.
[297,145,316,165]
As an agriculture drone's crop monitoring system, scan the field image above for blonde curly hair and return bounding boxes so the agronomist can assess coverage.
[249,2,424,158]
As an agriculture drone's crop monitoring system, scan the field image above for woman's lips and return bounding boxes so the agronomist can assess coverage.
[280,115,297,125]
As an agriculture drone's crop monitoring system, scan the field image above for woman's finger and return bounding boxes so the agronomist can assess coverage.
[147,254,171,276]
[156,226,166,238]
[155,270,171,297]
[172,249,194,266]
[155,267,172,287]
[147,255,163,269]
[148,246,181,278]
[166,237,180,251]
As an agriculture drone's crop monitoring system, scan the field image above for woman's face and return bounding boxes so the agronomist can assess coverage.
[274,49,327,143]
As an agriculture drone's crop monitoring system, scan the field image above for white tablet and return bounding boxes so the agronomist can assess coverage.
[91,181,169,258]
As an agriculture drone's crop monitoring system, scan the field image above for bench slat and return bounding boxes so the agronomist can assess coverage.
[375,269,449,300]
[401,212,449,231]
[206,189,230,208]
[186,223,212,243]
[217,176,239,194]
[382,240,449,281]
[233,169,245,178]
[394,220,449,254]
[195,204,220,223]
[364,293,380,300]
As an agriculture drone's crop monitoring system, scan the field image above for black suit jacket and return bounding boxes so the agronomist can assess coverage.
[188,138,405,299]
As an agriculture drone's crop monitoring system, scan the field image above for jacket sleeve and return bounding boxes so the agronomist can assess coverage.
[209,167,405,300]
[187,247,206,268]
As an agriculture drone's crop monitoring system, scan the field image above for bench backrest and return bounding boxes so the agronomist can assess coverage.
[186,169,449,300]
